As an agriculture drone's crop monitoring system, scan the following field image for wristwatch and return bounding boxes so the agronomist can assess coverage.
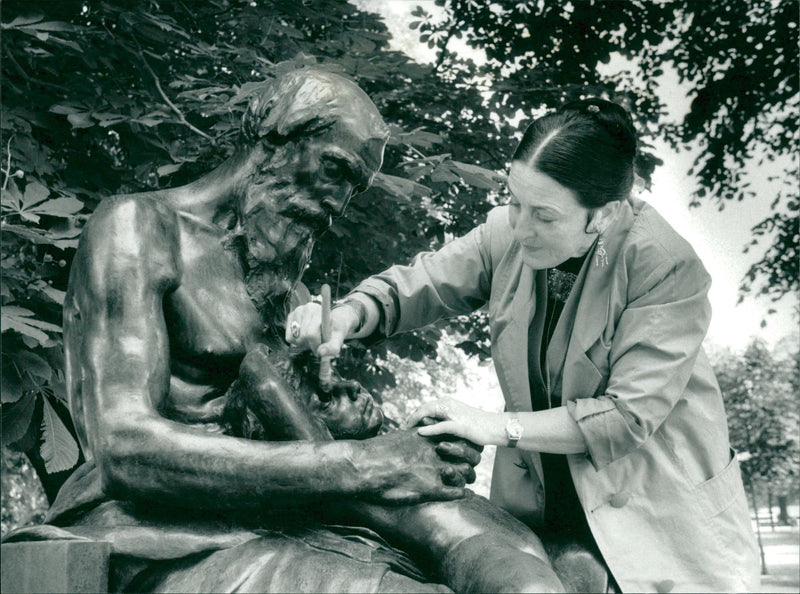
[505,417,524,447]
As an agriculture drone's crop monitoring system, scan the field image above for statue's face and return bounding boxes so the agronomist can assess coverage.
[308,379,384,440]
[240,118,385,266]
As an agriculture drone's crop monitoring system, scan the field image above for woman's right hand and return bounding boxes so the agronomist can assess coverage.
[285,301,360,358]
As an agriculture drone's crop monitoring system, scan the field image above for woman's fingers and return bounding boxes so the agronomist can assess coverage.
[417,420,464,439]
[285,303,322,349]
[406,399,453,429]
[285,302,350,357]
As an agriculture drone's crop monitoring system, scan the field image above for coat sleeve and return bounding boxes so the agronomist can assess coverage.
[566,229,713,470]
[352,207,508,337]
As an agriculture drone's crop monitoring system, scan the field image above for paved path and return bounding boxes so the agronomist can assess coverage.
[756,522,799,593]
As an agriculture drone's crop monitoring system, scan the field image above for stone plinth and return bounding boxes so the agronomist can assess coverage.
[1,540,110,593]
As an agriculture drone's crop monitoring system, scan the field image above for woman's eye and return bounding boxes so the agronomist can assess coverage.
[536,212,556,223]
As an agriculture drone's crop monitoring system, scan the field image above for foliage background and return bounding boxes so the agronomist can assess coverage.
[1,0,797,532]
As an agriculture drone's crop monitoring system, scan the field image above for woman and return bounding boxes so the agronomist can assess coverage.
[287,99,759,593]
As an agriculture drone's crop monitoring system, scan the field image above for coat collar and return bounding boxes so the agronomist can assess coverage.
[492,198,637,407]
[568,197,636,352]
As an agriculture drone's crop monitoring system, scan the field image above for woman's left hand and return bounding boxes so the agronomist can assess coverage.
[406,398,502,446]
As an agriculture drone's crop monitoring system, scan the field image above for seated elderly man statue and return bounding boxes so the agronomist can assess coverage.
[4,69,493,593]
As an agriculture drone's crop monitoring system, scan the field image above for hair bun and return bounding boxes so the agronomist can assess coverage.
[560,98,636,156]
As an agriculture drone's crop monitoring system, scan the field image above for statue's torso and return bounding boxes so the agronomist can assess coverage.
[161,216,271,425]
[65,197,278,437]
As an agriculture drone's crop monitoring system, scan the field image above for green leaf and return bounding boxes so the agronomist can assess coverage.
[1,357,26,403]
[92,112,128,125]
[1,179,23,211]
[157,163,183,176]
[1,223,51,244]
[448,160,504,190]
[430,165,460,184]
[14,350,52,381]
[40,398,80,473]
[24,21,76,33]
[395,128,443,150]
[29,197,84,218]
[49,103,86,115]
[1,223,78,248]
[372,173,430,199]
[66,112,94,129]
[22,181,51,209]
[3,14,45,28]
[33,283,66,306]
[1,306,62,346]
[1,392,37,446]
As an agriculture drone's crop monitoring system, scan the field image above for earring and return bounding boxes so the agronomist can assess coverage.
[595,236,608,268]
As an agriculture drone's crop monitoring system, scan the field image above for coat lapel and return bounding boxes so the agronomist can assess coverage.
[492,259,536,414]
[560,198,636,400]
[491,246,546,488]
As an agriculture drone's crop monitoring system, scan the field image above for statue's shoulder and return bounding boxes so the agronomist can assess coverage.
[83,192,179,248]
[77,192,182,286]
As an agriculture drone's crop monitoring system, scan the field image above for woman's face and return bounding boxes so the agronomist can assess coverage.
[506,161,597,269]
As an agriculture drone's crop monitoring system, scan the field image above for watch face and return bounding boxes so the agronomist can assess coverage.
[506,418,523,440]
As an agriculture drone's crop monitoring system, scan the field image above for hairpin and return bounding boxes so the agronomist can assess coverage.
[587,105,600,113]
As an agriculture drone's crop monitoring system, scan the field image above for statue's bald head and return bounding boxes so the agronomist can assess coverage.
[241,69,389,178]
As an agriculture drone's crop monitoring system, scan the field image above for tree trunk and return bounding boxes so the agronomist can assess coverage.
[747,482,768,575]
[768,491,775,531]
[777,494,791,525]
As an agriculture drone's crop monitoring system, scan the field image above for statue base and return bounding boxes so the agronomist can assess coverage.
[1,540,110,593]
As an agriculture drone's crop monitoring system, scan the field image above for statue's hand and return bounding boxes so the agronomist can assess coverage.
[359,429,481,505]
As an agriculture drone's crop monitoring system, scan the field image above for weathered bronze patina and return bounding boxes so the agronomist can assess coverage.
[6,70,492,592]
[225,343,565,593]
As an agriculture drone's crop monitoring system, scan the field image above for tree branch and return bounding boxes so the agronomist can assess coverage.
[2,135,16,191]
[136,49,215,142]
[4,46,69,93]
[433,25,456,74]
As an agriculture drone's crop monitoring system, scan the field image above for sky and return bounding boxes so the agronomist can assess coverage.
[353,0,798,353]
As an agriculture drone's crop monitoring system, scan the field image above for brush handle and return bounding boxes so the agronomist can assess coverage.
[319,284,333,390]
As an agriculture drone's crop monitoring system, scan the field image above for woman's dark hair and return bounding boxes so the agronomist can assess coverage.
[511,98,637,208]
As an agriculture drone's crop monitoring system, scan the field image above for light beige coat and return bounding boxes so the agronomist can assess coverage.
[355,197,759,593]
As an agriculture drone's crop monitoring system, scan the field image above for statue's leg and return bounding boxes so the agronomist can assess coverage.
[441,536,565,594]
[127,533,450,593]
[543,536,615,594]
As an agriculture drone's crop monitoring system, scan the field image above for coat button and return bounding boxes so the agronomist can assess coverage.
[609,491,630,508]
[656,579,675,592]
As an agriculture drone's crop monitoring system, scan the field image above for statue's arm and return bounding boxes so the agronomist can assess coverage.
[232,347,562,592]
[67,198,469,510]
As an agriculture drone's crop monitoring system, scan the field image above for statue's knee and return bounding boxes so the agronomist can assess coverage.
[550,545,609,594]
[443,537,564,594]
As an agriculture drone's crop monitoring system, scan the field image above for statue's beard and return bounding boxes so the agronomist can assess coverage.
[223,160,331,327]
[222,218,315,328]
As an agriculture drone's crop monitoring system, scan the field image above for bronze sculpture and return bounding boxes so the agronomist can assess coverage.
[7,69,489,592]
[224,342,564,593]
